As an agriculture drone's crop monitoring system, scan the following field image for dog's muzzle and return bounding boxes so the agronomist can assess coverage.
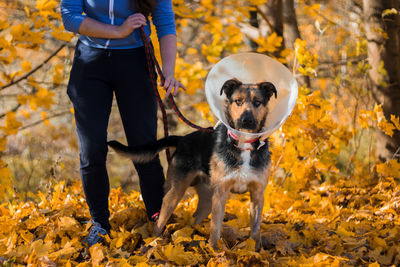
[238,111,257,130]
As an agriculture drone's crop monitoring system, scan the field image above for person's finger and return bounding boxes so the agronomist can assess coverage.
[134,13,146,20]
[129,18,146,26]
[180,82,186,91]
[163,77,172,90]
[129,13,146,21]
[173,81,180,96]
[179,82,187,91]
[166,82,174,96]
[128,16,146,26]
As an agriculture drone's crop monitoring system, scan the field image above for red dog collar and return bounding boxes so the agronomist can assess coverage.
[227,130,260,143]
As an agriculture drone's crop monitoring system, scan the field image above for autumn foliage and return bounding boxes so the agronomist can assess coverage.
[1,0,400,266]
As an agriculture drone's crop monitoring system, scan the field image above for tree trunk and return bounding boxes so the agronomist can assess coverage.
[249,10,259,50]
[363,0,400,161]
[282,0,311,87]
[283,0,300,49]
[263,0,285,58]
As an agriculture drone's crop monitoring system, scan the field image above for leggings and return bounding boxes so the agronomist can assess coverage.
[67,40,164,230]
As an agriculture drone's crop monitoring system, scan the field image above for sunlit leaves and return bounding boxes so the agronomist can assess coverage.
[382,8,398,18]
[359,104,397,137]
[51,25,73,42]
[21,61,32,72]
[1,178,400,265]
[376,160,400,178]
[0,19,9,30]
[247,0,268,5]
[1,0,400,265]
[2,112,22,135]
[10,23,46,49]
[294,39,318,76]
[194,102,214,124]
[256,32,282,53]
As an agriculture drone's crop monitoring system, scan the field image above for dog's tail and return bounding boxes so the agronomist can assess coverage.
[108,136,182,163]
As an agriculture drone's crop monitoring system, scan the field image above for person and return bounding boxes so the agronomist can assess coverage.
[60,0,184,246]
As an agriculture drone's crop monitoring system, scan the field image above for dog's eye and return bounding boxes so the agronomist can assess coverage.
[253,100,262,107]
[235,100,243,106]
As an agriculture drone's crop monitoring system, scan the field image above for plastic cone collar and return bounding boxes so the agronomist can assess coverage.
[205,52,298,141]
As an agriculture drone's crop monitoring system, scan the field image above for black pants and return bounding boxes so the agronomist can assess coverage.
[67,41,164,230]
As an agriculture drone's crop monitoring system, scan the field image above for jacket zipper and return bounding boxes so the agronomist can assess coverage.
[104,0,115,48]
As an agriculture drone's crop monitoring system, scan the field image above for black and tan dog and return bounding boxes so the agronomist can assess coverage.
[108,78,277,250]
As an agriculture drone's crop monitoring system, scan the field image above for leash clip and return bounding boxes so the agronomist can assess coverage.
[257,140,266,150]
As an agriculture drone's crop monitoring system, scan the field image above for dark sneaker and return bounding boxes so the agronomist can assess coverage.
[82,221,109,247]
[151,212,160,222]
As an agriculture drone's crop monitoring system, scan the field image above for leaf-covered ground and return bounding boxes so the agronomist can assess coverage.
[1,176,399,266]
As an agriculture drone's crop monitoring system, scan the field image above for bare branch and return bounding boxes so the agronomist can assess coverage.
[0,44,67,91]
[255,6,274,32]
[0,104,21,119]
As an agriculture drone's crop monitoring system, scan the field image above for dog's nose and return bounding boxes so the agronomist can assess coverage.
[239,111,256,129]
[242,116,254,124]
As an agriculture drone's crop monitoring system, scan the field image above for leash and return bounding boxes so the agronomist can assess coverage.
[139,27,213,161]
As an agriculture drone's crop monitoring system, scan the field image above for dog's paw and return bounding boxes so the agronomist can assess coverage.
[152,225,164,237]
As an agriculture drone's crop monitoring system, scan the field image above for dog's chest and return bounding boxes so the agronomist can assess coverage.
[223,149,264,193]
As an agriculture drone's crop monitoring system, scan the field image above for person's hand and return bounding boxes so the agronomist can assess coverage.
[117,13,147,38]
[161,74,186,97]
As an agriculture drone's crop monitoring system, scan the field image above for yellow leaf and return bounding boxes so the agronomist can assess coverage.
[382,8,398,17]
[58,216,79,231]
[17,94,28,106]
[52,64,64,85]
[378,119,395,137]
[236,238,256,251]
[21,61,32,72]
[358,110,372,129]
[20,109,31,119]
[256,32,283,53]
[36,0,57,11]
[0,137,7,152]
[247,0,268,5]
[0,19,9,30]
[369,262,380,267]
[41,111,51,126]
[172,226,194,243]
[390,115,400,131]
[0,160,12,181]
[194,102,214,124]
[376,160,400,177]
[89,244,105,265]
[162,243,201,265]
[187,48,197,55]
[51,25,74,42]
[3,112,22,135]
[31,240,52,257]
[29,87,55,110]
[336,224,355,237]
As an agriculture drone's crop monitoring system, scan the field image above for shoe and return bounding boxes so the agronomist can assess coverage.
[82,221,109,247]
[151,212,160,222]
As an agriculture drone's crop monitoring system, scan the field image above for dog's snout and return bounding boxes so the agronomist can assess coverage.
[239,111,257,129]
[242,114,254,124]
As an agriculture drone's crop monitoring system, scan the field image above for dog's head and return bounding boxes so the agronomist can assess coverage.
[220,78,277,133]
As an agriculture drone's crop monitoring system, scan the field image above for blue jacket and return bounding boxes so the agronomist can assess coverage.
[61,0,176,49]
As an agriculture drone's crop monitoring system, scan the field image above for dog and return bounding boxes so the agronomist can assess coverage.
[108,78,277,250]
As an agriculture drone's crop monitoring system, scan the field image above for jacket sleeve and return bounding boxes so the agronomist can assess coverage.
[60,0,87,33]
[151,0,177,40]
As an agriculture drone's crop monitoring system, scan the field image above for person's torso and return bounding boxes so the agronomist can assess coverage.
[79,0,151,49]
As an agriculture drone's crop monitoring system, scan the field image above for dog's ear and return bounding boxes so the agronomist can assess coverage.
[220,78,242,98]
[258,82,277,100]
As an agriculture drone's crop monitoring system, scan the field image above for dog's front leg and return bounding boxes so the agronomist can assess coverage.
[249,184,265,251]
[209,185,229,250]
